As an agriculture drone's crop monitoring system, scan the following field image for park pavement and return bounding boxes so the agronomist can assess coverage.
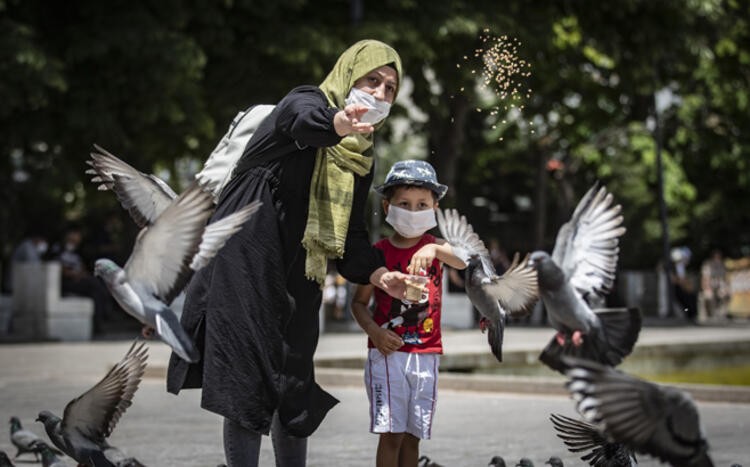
[1,323,749,466]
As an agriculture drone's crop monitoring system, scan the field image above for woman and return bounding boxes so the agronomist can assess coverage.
[167,40,409,466]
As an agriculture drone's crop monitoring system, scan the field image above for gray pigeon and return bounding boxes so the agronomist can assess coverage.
[34,441,69,467]
[516,458,535,467]
[489,455,507,467]
[101,446,146,467]
[36,340,148,467]
[9,415,54,461]
[562,356,714,467]
[417,455,443,467]
[91,177,260,362]
[545,457,564,467]
[550,413,636,466]
[436,208,538,361]
[0,451,14,467]
[527,182,640,373]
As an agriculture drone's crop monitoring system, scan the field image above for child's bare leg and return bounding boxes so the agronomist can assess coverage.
[398,433,420,467]
[377,432,404,467]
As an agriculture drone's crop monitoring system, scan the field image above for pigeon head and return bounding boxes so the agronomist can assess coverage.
[545,456,564,467]
[488,455,507,467]
[528,251,564,290]
[9,416,21,429]
[94,258,123,282]
[516,458,535,467]
[36,410,60,428]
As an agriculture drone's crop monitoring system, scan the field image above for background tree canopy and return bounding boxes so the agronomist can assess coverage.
[1,0,749,279]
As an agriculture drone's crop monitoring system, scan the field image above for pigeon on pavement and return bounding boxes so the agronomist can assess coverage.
[516,458,535,467]
[436,208,538,361]
[90,175,261,362]
[545,456,564,467]
[417,455,444,467]
[562,356,713,467]
[34,441,69,467]
[9,415,55,461]
[550,413,636,466]
[527,182,640,373]
[0,451,14,467]
[489,455,507,467]
[36,340,148,467]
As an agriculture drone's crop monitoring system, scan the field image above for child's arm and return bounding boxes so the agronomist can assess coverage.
[407,238,467,274]
[351,284,404,355]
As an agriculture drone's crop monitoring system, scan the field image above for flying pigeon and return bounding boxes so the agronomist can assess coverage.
[527,182,640,373]
[90,173,260,362]
[0,451,14,467]
[436,208,538,361]
[550,413,636,466]
[36,340,148,467]
[545,457,564,467]
[562,356,713,467]
[34,441,69,467]
[489,456,507,467]
[9,416,56,461]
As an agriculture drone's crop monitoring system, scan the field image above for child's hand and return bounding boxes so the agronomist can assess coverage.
[408,244,437,275]
[369,327,403,356]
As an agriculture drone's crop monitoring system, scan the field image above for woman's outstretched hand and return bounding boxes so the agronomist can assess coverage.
[370,267,409,300]
[334,104,375,136]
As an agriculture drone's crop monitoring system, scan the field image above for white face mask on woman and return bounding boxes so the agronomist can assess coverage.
[345,87,391,124]
[385,205,437,239]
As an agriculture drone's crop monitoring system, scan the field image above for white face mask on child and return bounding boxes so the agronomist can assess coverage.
[345,87,391,124]
[385,205,437,239]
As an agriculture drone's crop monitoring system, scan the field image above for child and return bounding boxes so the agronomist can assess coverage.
[351,160,467,467]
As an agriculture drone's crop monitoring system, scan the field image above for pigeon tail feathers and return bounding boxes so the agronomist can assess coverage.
[156,310,200,363]
[487,320,505,362]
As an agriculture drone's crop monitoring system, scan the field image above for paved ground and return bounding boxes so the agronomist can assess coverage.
[1,324,749,466]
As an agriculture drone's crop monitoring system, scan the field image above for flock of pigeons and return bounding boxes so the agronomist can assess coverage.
[0,146,741,466]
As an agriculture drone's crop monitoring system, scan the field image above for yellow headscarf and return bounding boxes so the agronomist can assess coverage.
[302,40,402,286]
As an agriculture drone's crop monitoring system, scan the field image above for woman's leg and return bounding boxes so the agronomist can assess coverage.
[271,412,308,467]
[223,418,262,467]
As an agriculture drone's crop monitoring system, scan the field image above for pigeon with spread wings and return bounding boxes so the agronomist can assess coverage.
[36,341,148,467]
[90,175,260,363]
[562,356,714,467]
[437,208,538,362]
[527,182,640,373]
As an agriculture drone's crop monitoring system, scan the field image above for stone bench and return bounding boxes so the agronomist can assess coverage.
[11,261,94,341]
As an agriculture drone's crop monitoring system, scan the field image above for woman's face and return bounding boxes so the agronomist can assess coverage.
[352,65,398,104]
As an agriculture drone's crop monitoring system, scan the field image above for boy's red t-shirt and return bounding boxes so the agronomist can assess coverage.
[370,234,443,354]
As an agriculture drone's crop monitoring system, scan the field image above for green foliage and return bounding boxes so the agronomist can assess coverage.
[1,0,749,274]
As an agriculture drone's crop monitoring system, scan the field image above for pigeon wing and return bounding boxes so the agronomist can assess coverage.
[482,252,539,318]
[189,200,262,271]
[551,182,626,299]
[60,341,147,443]
[123,181,215,304]
[436,208,496,278]
[87,144,177,228]
[564,356,707,465]
[550,413,632,466]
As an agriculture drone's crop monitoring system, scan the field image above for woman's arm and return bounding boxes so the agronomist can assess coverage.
[274,85,374,148]
[350,284,403,355]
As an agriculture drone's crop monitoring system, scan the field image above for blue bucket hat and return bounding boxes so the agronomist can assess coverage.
[374,160,448,200]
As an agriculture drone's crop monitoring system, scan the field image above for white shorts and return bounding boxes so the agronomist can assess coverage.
[364,349,440,439]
